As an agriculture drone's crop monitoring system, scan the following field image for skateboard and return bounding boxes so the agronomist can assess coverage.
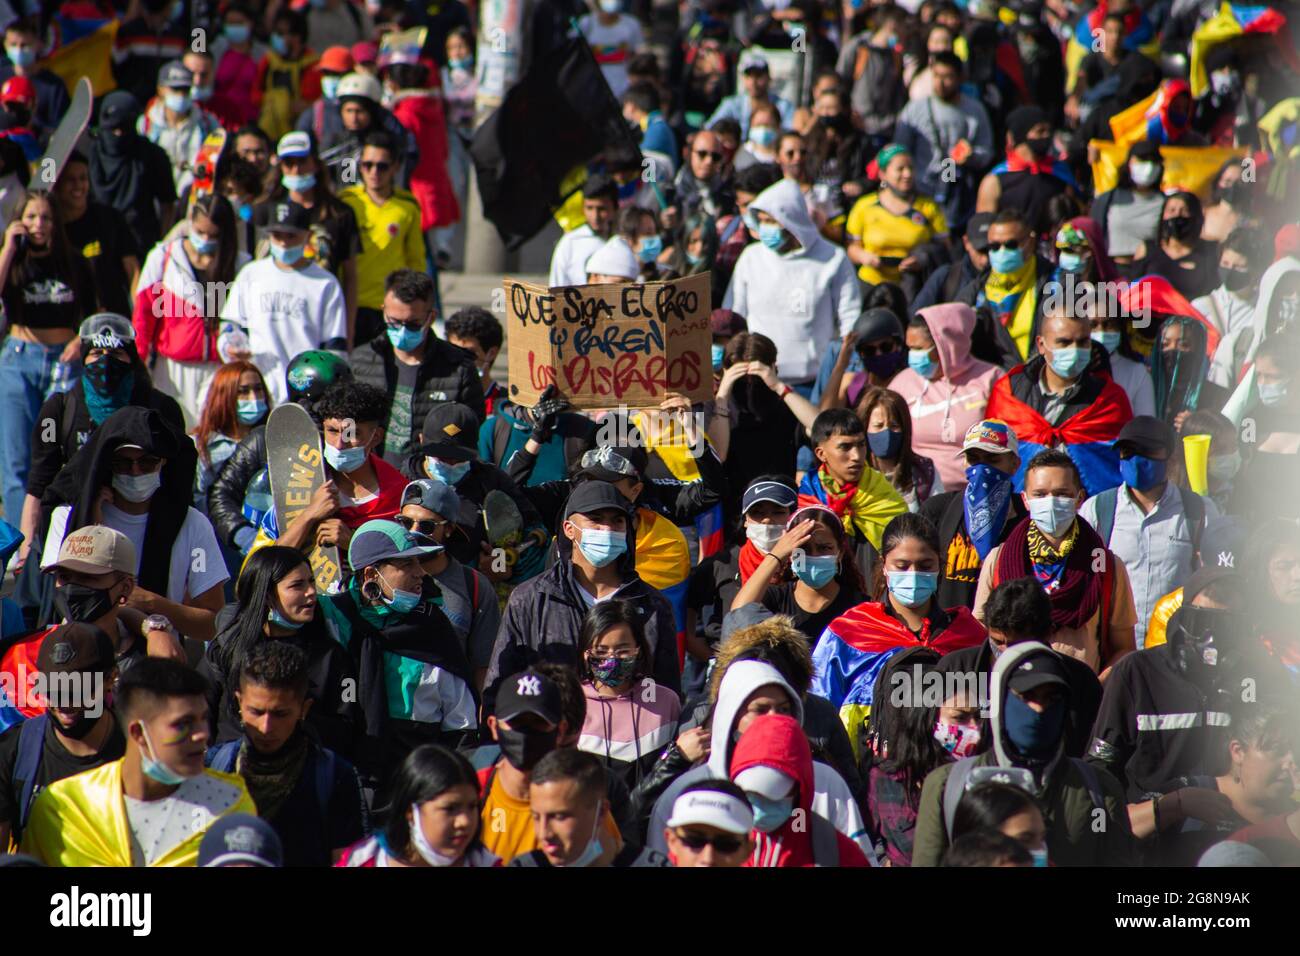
[265,402,345,594]
[188,126,228,214]
[34,76,92,187]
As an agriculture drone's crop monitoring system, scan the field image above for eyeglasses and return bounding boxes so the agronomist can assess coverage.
[396,515,449,535]
[361,160,392,172]
[693,150,723,162]
[111,455,162,475]
[588,648,638,661]
[986,241,1023,252]
[675,829,745,853]
[579,447,638,479]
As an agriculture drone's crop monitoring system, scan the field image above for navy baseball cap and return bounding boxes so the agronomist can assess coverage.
[198,814,283,867]
[401,479,460,520]
[347,519,440,570]
[742,479,797,514]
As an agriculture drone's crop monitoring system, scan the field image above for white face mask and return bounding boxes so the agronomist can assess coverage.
[408,802,460,866]
[113,471,162,503]
[745,522,784,553]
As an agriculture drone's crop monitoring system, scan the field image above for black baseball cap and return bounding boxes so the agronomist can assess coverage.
[965,212,994,253]
[267,201,310,234]
[495,668,562,725]
[37,623,114,676]
[563,480,632,522]
[1008,651,1071,695]
[420,403,480,461]
[98,91,140,131]
[1115,415,1175,457]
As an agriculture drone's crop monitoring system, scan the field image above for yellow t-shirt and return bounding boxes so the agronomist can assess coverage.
[339,185,426,309]
[845,192,948,285]
[478,763,623,862]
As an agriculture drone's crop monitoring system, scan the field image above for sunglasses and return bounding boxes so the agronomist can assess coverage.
[579,447,638,479]
[111,455,162,474]
[361,160,392,172]
[694,150,723,162]
[396,515,449,535]
[383,314,425,332]
[986,241,1024,252]
[856,340,899,358]
[675,829,745,853]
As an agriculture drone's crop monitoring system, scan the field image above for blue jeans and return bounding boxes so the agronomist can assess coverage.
[0,339,78,522]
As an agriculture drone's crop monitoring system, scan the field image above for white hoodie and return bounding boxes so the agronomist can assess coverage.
[645,660,874,861]
[722,179,862,382]
[1209,256,1300,389]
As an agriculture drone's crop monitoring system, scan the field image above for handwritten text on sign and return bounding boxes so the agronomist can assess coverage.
[505,272,712,409]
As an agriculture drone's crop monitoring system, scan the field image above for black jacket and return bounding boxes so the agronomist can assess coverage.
[954,254,1058,370]
[484,525,681,712]
[920,489,1027,611]
[349,332,485,459]
[198,603,362,760]
[207,424,268,549]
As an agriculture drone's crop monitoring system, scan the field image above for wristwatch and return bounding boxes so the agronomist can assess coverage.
[143,614,173,635]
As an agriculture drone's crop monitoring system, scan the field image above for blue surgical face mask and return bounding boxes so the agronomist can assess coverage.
[426,457,471,486]
[1031,846,1049,867]
[448,57,474,71]
[989,246,1024,274]
[192,85,212,102]
[325,442,368,473]
[379,572,421,614]
[237,398,268,424]
[6,46,35,68]
[138,723,197,786]
[748,793,795,833]
[189,232,217,255]
[1048,346,1090,379]
[758,222,785,251]
[1025,494,1077,537]
[887,570,939,607]
[237,202,253,222]
[269,241,304,265]
[224,23,251,44]
[1258,379,1290,407]
[268,605,304,630]
[1091,330,1121,354]
[281,172,316,193]
[321,76,342,100]
[711,342,725,371]
[908,348,936,379]
[794,553,838,588]
[113,471,162,503]
[1119,453,1167,491]
[164,91,192,114]
[867,428,904,459]
[270,33,289,57]
[387,324,425,352]
[750,126,777,148]
[1057,251,1085,274]
[577,527,627,567]
[636,234,662,263]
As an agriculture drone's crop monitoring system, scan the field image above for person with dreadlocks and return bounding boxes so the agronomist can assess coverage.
[1152,314,1230,428]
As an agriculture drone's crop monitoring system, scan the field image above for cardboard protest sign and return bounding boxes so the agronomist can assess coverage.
[505,272,712,409]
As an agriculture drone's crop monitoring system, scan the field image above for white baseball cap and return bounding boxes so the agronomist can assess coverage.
[667,785,754,835]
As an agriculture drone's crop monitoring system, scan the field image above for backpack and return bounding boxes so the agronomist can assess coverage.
[941,755,1106,841]
[1091,485,1205,561]
[12,713,47,843]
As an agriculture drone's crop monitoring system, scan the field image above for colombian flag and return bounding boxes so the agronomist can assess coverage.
[1118,275,1220,360]
[633,508,691,666]
[1088,139,1247,200]
[1109,79,1195,148]
[694,502,725,559]
[984,365,1132,497]
[43,13,118,97]
[1189,3,1293,98]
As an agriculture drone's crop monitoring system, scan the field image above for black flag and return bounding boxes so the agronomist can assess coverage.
[470,4,641,250]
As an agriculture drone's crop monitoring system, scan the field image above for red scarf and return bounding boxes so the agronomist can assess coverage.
[1004,149,1056,177]
[994,516,1107,631]
[738,540,768,584]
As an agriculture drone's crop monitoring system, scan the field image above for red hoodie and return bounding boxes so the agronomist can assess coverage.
[730,714,869,868]
[389,89,460,231]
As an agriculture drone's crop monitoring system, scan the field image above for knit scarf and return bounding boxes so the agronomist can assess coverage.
[237,730,311,822]
[996,516,1105,631]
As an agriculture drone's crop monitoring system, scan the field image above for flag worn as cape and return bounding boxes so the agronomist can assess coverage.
[984,366,1132,496]
[1189,3,1292,98]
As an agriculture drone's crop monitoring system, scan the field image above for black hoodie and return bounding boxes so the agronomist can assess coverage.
[43,406,196,596]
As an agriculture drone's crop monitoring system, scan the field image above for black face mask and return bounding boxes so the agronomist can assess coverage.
[1025,136,1053,158]
[817,114,850,134]
[1171,605,1243,687]
[1217,181,1252,211]
[1220,265,1254,292]
[53,706,105,740]
[496,725,558,771]
[82,355,133,396]
[53,581,118,624]
[1161,215,1195,241]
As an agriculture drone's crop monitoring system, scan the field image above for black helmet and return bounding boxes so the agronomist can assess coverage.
[285,351,351,404]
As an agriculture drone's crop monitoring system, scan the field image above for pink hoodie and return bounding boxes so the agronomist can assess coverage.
[888,303,1001,491]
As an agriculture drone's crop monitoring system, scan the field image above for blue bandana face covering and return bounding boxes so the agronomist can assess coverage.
[1118,454,1167,491]
[963,463,1013,561]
